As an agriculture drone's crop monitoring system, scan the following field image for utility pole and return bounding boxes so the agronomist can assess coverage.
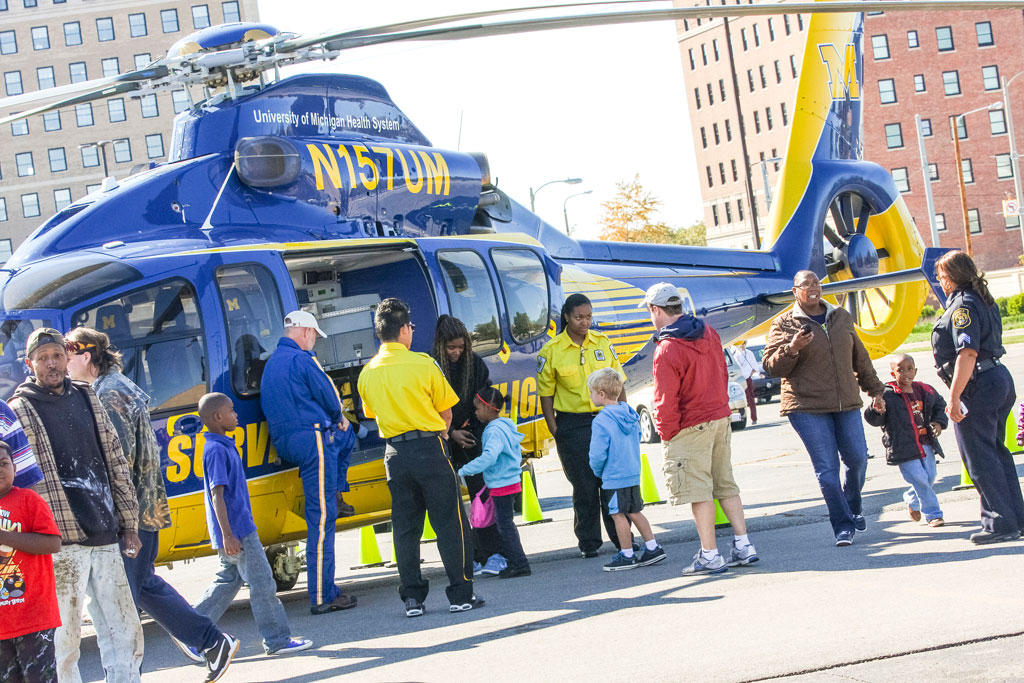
[1002,74,1024,258]
[916,114,939,247]
[722,16,761,249]
[951,116,974,257]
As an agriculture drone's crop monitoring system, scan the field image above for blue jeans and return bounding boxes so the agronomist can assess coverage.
[493,492,529,571]
[194,531,290,652]
[788,410,868,536]
[898,446,942,521]
[123,529,222,651]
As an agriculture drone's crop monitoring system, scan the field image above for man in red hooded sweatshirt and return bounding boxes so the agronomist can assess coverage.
[642,283,758,576]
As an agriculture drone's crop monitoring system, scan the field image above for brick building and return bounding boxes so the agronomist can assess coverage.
[0,0,260,260]
[675,0,808,249]
[864,9,1024,271]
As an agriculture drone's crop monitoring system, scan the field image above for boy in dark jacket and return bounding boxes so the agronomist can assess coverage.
[864,355,948,526]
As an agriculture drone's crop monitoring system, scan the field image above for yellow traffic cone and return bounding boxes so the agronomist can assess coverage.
[714,499,731,528]
[1005,409,1022,455]
[421,512,437,542]
[390,530,397,565]
[519,470,551,525]
[952,460,975,491]
[639,452,665,505]
[352,526,385,569]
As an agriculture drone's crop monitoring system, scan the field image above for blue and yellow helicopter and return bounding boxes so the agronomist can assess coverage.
[0,0,1012,587]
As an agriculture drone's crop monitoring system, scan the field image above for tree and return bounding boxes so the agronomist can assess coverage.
[599,174,706,246]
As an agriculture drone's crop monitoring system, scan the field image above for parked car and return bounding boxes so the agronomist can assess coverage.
[630,377,748,444]
[746,343,781,403]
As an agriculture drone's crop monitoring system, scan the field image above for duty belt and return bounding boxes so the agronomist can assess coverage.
[387,429,442,443]
[936,357,1000,387]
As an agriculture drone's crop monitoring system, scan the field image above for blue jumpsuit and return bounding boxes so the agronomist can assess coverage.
[932,288,1024,535]
[260,337,355,607]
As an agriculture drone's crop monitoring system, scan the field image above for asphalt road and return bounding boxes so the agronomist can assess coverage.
[74,346,1024,682]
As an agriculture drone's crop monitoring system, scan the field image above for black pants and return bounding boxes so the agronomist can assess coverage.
[464,472,502,563]
[955,365,1024,534]
[554,412,623,553]
[0,628,56,683]
[493,493,529,570]
[385,435,474,604]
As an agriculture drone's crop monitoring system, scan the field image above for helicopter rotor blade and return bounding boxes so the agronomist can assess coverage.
[0,81,142,126]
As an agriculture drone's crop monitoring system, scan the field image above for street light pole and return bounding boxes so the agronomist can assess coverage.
[562,190,592,236]
[951,103,1001,258]
[748,157,782,243]
[916,114,940,247]
[529,177,582,213]
[80,140,112,178]
[1002,73,1024,258]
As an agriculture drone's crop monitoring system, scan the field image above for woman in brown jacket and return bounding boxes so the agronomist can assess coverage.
[763,270,886,547]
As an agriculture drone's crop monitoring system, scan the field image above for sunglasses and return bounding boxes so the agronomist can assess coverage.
[65,340,96,355]
[407,322,416,331]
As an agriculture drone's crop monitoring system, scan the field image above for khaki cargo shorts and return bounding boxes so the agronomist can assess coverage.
[663,416,740,505]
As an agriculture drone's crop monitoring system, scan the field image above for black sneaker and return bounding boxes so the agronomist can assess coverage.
[970,530,1021,545]
[311,593,357,615]
[580,549,599,559]
[204,634,239,683]
[603,551,640,571]
[498,565,532,579]
[835,530,855,547]
[404,598,424,617]
[853,515,866,531]
[337,494,355,517]
[449,595,485,612]
[638,546,667,566]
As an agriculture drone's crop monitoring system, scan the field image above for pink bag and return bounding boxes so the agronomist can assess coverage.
[470,488,496,528]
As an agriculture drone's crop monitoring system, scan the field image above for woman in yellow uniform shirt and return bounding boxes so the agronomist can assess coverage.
[538,293,630,558]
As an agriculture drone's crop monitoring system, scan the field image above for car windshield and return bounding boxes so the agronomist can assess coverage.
[0,318,51,400]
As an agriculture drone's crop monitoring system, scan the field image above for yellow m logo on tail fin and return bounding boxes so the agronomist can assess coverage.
[818,43,860,100]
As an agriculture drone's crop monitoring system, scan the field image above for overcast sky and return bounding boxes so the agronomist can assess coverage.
[257,0,702,239]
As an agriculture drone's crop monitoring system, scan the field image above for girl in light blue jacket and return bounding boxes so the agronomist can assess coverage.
[457,387,531,578]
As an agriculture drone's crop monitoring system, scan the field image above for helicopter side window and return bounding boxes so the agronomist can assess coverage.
[491,248,550,345]
[73,278,207,412]
[436,250,501,356]
[214,264,284,398]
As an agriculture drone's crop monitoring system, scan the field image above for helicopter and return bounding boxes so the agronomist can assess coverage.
[0,0,1013,589]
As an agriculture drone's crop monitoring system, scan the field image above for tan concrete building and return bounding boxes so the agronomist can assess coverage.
[675,1,807,249]
[0,0,260,260]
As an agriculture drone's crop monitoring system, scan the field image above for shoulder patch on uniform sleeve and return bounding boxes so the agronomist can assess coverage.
[952,307,971,329]
[537,355,547,374]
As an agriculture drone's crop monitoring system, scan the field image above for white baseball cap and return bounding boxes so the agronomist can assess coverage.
[638,283,682,308]
[284,310,327,338]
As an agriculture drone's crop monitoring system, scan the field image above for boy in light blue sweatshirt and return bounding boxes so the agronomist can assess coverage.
[587,368,666,571]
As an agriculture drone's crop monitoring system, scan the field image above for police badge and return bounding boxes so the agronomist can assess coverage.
[952,307,971,329]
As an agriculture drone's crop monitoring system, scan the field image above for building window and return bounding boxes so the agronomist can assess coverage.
[76,103,93,127]
[731,159,738,181]
[907,30,919,48]
[53,188,71,212]
[24,0,37,6]
[0,199,6,222]
[943,70,961,96]
[759,65,767,88]
[961,158,974,183]
[711,204,719,227]
[768,17,775,41]
[747,69,755,92]
[741,27,748,50]
[765,107,773,130]
[694,87,701,109]
[914,74,925,93]
[113,139,132,163]
[1006,214,1020,230]
[42,111,59,131]
[891,167,910,193]
[936,26,954,51]
[171,89,189,113]
[161,9,180,33]
[781,101,788,126]
[790,54,798,78]
[47,147,66,173]
[700,43,707,66]
[81,146,100,168]
[871,34,889,60]
[36,66,55,89]
[885,123,903,148]
[21,194,40,219]
[950,115,967,139]
[687,48,694,70]
[878,79,897,104]
[996,153,1014,179]
[712,122,720,144]
[920,118,932,137]
[101,57,119,78]
[15,152,34,177]
[719,79,726,101]
[737,198,745,221]
[753,110,761,134]
[129,13,147,37]
[784,15,791,35]
[707,82,714,105]
[134,53,151,70]
[108,98,126,123]
[140,94,159,118]
[712,38,719,61]
[96,17,115,42]
[968,208,981,233]
[4,71,22,95]
[935,213,946,232]
[774,60,782,84]
[982,65,1000,91]
[725,202,733,223]
[990,109,1007,135]
[64,21,82,46]
[85,183,101,194]
[706,166,713,188]
[69,62,87,83]
[976,21,993,47]
[798,14,803,31]
[700,127,707,149]
[31,26,49,50]
[146,133,164,159]
[11,118,28,136]
[719,162,726,184]
[725,119,732,141]
[0,30,16,55]
[222,0,240,22]
[928,163,939,181]
[192,4,210,29]
[753,23,761,47]
[771,150,780,171]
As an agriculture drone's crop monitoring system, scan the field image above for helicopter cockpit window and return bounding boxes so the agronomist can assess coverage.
[491,249,549,344]
[0,318,51,401]
[1,254,140,312]
[215,264,284,398]
[436,250,500,356]
[73,278,206,412]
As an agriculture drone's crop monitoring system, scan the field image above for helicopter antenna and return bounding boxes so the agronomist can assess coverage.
[457,110,464,152]
[200,163,238,237]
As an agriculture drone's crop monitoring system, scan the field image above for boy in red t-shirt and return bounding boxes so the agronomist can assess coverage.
[0,441,62,683]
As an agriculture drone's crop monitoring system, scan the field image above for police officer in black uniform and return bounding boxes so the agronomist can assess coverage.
[931,251,1024,544]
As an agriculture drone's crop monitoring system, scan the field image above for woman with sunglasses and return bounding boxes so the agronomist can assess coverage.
[537,293,631,558]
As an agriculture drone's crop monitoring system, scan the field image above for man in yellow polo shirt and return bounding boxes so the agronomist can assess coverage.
[357,298,481,618]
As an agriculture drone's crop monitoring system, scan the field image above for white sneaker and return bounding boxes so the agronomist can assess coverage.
[727,542,759,567]
[479,554,507,576]
[681,551,727,575]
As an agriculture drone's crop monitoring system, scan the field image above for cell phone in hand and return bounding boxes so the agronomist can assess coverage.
[801,324,813,334]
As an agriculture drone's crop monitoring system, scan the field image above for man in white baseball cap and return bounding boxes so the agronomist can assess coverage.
[639,282,683,309]
[259,310,357,615]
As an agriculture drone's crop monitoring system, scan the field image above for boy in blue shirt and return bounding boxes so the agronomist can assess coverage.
[587,369,666,571]
[195,392,312,665]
